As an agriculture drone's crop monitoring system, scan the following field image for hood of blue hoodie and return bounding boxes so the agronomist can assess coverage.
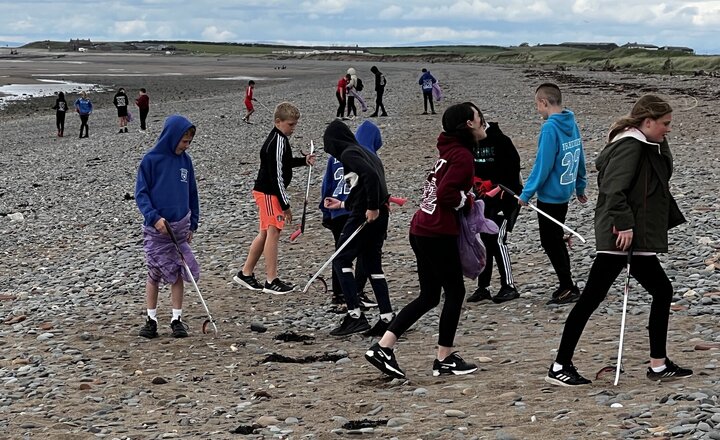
[153,115,195,156]
[545,110,578,137]
[354,120,383,153]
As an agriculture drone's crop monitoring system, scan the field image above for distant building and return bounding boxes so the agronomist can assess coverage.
[622,42,658,50]
[559,42,618,50]
[69,38,92,51]
[272,45,366,55]
[659,46,694,54]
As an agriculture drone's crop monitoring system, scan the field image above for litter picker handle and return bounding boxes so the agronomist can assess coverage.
[163,219,180,249]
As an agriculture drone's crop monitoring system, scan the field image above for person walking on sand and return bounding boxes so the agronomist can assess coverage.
[241,80,257,123]
[74,91,93,138]
[136,88,150,132]
[322,119,395,337]
[365,102,486,379]
[418,68,437,115]
[346,68,359,119]
[233,102,316,294]
[519,83,587,305]
[467,119,523,304]
[546,94,692,386]
[369,66,387,117]
[52,91,68,137]
[135,115,200,339]
[335,74,348,119]
[113,87,129,133]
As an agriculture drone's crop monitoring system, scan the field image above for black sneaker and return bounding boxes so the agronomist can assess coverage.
[545,363,592,386]
[432,352,477,376]
[467,287,492,303]
[233,271,263,291]
[262,278,294,294]
[362,314,394,337]
[646,358,693,381]
[330,313,370,336]
[492,285,520,304]
[170,318,189,338]
[547,286,580,305]
[124,127,128,133]
[139,317,158,339]
[365,342,406,379]
[331,293,345,305]
[359,292,378,309]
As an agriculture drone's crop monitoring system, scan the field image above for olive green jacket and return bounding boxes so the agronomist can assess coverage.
[594,128,685,253]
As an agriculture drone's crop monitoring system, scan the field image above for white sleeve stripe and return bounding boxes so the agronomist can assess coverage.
[454,191,467,211]
[276,136,290,205]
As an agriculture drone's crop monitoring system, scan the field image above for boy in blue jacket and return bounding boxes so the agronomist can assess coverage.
[519,83,587,305]
[135,115,200,338]
[320,120,383,309]
[418,68,437,115]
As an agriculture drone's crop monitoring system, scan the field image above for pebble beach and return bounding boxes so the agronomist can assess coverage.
[1,51,720,439]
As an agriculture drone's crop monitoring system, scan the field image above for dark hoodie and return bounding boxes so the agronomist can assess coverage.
[474,122,523,218]
[410,132,474,237]
[322,120,388,214]
[135,115,199,231]
[370,66,385,92]
[52,92,67,113]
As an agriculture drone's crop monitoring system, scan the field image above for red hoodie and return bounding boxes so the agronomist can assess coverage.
[410,133,474,237]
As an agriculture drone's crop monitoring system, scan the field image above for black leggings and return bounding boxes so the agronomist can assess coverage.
[422,91,434,113]
[374,89,386,115]
[56,112,65,135]
[537,200,573,289]
[346,95,357,117]
[139,108,149,130]
[335,92,346,118]
[79,114,89,137]
[555,253,673,365]
[388,234,465,347]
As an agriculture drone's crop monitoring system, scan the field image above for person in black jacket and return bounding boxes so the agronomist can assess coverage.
[51,92,68,137]
[322,119,395,337]
[368,66,387,117]
[113,88,129,133]
[467,121,523,303]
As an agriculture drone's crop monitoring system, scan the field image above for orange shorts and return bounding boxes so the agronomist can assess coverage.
[253,190,285,230]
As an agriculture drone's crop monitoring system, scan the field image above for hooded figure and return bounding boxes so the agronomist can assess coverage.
[135,115,199,232]
[323,119,388,214]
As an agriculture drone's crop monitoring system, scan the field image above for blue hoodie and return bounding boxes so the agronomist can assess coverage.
[74,97,93,115]
[135,115,199,230]
[418,71,436,91]
[319,120,382,221]
[520,109,587,204]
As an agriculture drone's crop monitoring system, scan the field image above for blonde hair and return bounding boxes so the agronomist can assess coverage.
[274,102,300,121]
[608,94,672,141]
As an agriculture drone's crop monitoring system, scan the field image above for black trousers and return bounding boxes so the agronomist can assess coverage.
[537,200,573,289]
[556,253,673,364]
[373,89,386,115]
[333,210,390,313]
[388,234,465,347]
[79,114,89,137]
[335,92,346,118]
[422,91,434,113]
[478,214,514,289]
[56,112,65,135]
[346,95,357,117]
[139,108,149,130]
[328,215,366,299]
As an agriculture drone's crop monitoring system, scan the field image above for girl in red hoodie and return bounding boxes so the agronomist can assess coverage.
[365,102,487,379]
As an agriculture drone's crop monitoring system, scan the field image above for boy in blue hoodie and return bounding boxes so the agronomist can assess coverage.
[418,68,437,115]
[320,120,382,310]
[519,83,588,305]
[135,115,200,338]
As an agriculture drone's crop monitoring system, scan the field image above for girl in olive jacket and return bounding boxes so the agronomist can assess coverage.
[546,95,692,387]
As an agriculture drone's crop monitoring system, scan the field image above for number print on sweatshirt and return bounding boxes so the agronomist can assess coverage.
[419,159,447,215]
[116,96,127,107]
[560,149,581,186]
[332,161,351,197]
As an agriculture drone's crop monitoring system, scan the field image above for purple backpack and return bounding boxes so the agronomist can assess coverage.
[458,199,498,279]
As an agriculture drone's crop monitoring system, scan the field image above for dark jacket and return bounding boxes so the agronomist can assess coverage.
[253,127,307,211]
[410,132,474,237]
[594,128,685,253]
[323,120,388,215]
[370,66,385,92]
[473,122,523,225]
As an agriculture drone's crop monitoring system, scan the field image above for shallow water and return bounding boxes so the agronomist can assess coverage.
[0,79,106,108]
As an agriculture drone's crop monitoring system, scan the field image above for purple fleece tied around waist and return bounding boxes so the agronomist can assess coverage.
[143,213,200,284]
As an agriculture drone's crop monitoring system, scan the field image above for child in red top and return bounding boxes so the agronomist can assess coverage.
[242,80,256,123]
[335,75,349,118]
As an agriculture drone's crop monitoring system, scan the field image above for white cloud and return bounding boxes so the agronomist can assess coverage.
[379,5,403,20]
[113,20,148,36]
[201,26,236,41]
[299,0,350,14]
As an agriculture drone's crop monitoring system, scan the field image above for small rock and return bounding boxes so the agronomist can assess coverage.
[444,409,466,418]
[152,376,168,385]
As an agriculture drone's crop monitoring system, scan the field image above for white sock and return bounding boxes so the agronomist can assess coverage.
[172,309,182,322]
[552,362,564,372]
[380,312,394,323]
[651,364,666,373]
[147,309,158,322]
[348,308,361,318]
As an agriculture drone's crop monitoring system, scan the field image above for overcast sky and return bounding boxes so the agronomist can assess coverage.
[2,0,720,54]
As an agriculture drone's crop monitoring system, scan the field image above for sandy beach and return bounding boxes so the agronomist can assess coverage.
[1,51,719,439]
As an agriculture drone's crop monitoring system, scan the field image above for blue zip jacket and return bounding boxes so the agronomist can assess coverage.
[520,109,587,204]
[319,120,382,221]
[74,98,93,115]
[135,115,200,231]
